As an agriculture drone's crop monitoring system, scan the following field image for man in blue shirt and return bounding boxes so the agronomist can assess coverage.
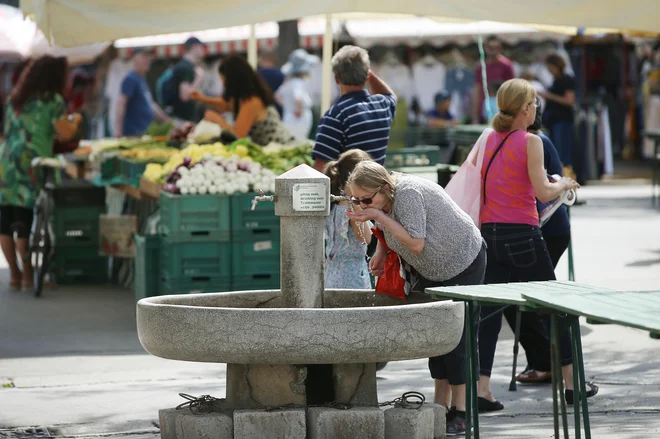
[115,48,170,137]
[257,51,285,117]
[312,45,397,171]
[426,91,457,128]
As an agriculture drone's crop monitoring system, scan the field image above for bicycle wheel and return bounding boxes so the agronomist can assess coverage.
[30,207,52,298]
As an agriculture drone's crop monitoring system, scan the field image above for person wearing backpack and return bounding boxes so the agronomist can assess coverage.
[158,37,205,125]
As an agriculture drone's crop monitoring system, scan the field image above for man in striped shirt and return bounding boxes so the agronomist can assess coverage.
[312,46,397,171]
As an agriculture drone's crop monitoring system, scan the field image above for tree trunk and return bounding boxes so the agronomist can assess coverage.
[277,20,300,66]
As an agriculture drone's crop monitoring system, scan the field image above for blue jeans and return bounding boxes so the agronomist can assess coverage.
[478,223,573,376]
[549,121,575,167]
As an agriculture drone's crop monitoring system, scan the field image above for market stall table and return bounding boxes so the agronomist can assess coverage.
[426,280,606,439]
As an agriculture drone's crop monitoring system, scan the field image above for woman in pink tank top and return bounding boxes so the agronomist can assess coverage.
[476,79,597,412]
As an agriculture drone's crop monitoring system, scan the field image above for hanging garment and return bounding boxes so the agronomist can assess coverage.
[597,106,614,175]
[412,61,447,114]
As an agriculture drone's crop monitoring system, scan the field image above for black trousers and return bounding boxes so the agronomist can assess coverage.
[478,224,573,377]
[411,240,487,385]
[509,233,571,372]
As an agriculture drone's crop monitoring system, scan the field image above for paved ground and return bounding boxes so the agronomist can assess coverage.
[0,184,659,438]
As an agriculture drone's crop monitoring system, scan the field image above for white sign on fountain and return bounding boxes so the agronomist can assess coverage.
[293,183,327,212]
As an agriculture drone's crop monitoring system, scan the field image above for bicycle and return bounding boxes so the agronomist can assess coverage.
[28,156,66,297]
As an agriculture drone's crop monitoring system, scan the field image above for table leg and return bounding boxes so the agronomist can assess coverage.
[551,315,560,439]
[465,302,472,439]
[552,315,570,439]
[468,302,480,438]
[509,308,521,391]
[573,320,592,439]
[571,319,582,439]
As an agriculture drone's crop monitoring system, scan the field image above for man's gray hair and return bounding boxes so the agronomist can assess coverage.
[331,45,370,86]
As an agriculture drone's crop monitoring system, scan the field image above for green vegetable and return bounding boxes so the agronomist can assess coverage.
[146,121,174,137]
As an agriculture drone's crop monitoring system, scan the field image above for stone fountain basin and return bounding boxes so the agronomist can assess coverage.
[137,289,464,364]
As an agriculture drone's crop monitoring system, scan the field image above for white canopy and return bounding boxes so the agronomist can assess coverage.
[0,5,109,64]
[113,18,565,59]
[21,0,658,48]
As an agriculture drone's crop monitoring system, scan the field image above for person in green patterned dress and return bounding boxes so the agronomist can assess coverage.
[0,55,82,292]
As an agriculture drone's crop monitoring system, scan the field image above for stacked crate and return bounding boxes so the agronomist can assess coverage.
[51,180,107,284]
[158,192,232,294]
[134,234,161,301]
[230,193,281,291]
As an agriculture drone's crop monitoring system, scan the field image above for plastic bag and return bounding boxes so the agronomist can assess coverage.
[190,120,222,143]
[445,128,493,228]
[371,227,406,300]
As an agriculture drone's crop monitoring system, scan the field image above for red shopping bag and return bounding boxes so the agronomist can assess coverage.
[371,227,406,300]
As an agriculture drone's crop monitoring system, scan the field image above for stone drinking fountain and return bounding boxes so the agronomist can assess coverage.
[137,164,465,439]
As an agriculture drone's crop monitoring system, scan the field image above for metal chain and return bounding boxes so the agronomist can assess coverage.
[177,391,425,415]
[176,393,225,414]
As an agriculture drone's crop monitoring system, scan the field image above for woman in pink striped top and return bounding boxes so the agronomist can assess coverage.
[476,79,597,411]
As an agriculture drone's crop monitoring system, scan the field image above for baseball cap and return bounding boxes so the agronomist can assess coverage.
[434,91,451,103]
[184,37,204,49]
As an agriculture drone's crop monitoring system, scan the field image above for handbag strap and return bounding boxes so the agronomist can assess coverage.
[482,130,519,205]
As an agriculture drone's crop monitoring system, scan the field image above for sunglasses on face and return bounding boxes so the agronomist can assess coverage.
[350,191,380,206]
[530,97,541,108]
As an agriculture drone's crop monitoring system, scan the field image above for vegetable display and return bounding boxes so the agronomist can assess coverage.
[160,155,276,196]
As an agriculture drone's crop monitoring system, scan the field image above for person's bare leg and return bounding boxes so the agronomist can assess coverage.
[562,364,574,390]
[477,374,496,401]
[451,384,466,411]
[15,238,32,287]
[0,234,21,287]
[434,379,451,407]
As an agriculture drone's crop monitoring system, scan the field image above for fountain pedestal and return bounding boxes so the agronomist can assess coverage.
[138,165,464,438]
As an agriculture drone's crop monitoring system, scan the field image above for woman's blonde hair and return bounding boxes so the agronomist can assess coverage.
[492,78,536,133]
[346,160,396,203]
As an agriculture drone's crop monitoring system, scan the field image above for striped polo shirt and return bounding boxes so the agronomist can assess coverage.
[313,90,397,165]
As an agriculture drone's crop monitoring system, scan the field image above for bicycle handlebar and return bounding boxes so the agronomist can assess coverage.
[31,156,67,169]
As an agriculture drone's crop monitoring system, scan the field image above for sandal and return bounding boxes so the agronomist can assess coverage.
[565,382,599,405]
[516,369,552,384]
[478,397,504,413]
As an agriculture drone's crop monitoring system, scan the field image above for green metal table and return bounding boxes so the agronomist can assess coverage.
[425,283,528,439]
[522,287,660,439]
[426,281,607,439]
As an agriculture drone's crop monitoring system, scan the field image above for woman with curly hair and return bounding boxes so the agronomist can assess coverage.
[0,55,82,292]
[190,55,295,146]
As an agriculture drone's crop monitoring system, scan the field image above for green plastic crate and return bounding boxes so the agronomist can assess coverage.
[231,237,280,277]
[161,240,231,282]
[100,156,119,179]
[230,193,279,241]
[231,273,280,291]
[118,157,147,184]
[159,192,231,242]
[385,146,441,168]
[53,246,108,285]
[160,276,231,295]
[135,235,161,301]
[53,206,105,247]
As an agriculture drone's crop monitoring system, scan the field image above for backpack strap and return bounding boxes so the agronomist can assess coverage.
[482,130,520,205]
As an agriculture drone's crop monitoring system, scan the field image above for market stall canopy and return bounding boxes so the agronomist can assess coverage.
[21,0,658,47]
[0,4,109,63]
[114,17,564,59]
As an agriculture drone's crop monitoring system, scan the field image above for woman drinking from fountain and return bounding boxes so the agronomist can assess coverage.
[345,160,486,436]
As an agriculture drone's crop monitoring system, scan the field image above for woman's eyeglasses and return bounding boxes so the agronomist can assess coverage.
[350,191,380,206]
[531,97,541,108]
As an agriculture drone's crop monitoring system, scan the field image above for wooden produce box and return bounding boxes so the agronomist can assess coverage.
[139,178,163,200]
